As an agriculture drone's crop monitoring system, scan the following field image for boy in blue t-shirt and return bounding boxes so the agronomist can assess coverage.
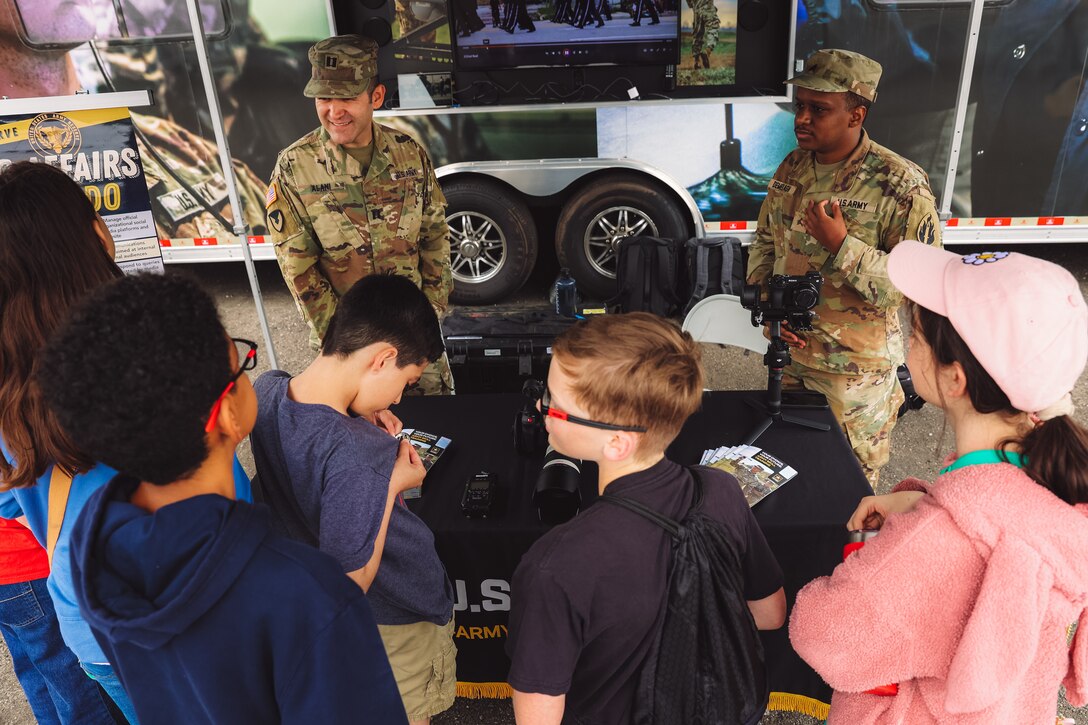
[37,273,406,725]
[251,274,456,725]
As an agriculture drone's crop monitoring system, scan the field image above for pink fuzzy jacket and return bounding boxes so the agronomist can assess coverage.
[789,462,1088,724]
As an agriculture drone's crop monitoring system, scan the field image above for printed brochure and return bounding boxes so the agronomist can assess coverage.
[398,428,451,499]
[699,444,798,507]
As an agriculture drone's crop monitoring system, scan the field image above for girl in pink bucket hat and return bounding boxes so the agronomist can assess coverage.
[789,241,1088,724]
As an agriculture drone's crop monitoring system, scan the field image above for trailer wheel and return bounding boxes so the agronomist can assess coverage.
[555,175,689,299]
[444,178,537,305]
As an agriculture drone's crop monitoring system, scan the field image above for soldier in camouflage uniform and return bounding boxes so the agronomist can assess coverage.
[747,49,943,485]
[688,0,719,68]
[266,35,454,395]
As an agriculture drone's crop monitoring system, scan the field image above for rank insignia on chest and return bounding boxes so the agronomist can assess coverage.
[268,209,285,233]
[390,169,419,182]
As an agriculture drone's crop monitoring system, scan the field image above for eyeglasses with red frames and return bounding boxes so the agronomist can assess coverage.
[204,338,258,434]
[540,387,647,433]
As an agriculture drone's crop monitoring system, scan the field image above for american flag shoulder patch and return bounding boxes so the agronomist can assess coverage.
[265,183,278,208]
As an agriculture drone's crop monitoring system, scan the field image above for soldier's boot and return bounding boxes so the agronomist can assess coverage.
[700,51,710,68]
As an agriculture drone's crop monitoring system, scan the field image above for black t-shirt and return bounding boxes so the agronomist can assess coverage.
[506,458,783,725]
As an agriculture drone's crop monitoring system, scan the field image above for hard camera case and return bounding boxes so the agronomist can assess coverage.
[442,306,578,394]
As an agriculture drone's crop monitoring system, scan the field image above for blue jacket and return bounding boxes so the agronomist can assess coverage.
[70,474,407,725]
[0,449,249,665]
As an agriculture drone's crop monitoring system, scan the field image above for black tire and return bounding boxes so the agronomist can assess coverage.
[555,173,690,299]
[444,178,538,305]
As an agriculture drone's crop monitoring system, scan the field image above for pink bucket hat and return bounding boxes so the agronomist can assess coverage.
[887,241,1087,415]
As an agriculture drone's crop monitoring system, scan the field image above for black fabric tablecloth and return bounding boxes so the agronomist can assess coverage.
[399,390,872,705]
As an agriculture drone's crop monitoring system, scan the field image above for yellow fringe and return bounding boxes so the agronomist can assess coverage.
[767,691,830,720]
[456,681,513,699]
[453,683,829,717]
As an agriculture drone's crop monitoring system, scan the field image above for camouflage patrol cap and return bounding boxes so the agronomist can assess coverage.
[304,35,379,99]
[786,49,882,103]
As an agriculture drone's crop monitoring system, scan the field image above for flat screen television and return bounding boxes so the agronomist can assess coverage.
[445,0,793,106]
[449,0,680,69]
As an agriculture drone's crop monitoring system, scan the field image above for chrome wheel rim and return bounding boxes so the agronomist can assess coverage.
[583,206,658,279]
[449,211,506,284]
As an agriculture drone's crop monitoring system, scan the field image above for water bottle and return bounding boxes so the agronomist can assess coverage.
[554,268,577,318]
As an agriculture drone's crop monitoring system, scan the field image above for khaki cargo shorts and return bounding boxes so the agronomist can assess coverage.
[376,617,457,721]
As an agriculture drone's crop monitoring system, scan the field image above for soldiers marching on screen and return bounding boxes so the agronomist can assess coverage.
[454,0,674,36]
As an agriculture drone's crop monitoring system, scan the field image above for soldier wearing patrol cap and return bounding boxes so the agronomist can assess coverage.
[266,34,454,395]
[747,48,943,486]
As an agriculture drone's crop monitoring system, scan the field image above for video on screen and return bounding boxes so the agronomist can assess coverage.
[449,0,678,69]
[676,0,737,87]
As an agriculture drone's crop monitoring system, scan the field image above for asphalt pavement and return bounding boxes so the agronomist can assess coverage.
[1,244,1087,724]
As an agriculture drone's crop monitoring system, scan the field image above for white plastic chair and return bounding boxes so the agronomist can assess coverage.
[681,294,767,354]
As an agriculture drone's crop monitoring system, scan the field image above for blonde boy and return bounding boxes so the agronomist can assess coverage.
[506,312,786,725]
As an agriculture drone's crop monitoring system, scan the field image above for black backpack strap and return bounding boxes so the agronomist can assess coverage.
[606,239,639,312]
[688,465,706,510]
[719,239,735,296]
[660,239,685,314]
[599,466,706,536]
[688,242,710,312]
[599,491,681,538]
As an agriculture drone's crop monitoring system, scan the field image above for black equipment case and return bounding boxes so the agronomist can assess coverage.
[442,306,579,394]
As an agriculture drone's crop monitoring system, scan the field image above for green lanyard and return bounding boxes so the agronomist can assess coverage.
[939,449,1026,475]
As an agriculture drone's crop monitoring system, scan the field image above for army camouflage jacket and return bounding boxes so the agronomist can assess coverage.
[136,114,269,242]
[266,122,452,346]
[747,130,942,374]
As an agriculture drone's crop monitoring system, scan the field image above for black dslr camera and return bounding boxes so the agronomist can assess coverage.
[740,272,823,331]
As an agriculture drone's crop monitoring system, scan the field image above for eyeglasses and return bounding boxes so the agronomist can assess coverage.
[540,388,647,433]
[204,338,258,434]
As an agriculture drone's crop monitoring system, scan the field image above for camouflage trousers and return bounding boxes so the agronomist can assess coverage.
[783,361,904,488]
[691,10,720,56]
[405,352,456,396]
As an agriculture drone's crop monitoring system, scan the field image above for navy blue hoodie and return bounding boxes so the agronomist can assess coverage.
[70,474,408,725]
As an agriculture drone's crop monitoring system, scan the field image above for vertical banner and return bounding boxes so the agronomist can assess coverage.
[0,106,164,274]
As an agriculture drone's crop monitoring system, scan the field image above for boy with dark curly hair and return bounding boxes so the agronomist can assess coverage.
[37,273,407,725]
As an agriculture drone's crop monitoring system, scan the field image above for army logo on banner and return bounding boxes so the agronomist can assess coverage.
[28,113,82,157]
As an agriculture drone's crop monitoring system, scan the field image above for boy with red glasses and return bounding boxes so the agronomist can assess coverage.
[250,273,456,725]
[506,312,787,725]
[36,273,407,724]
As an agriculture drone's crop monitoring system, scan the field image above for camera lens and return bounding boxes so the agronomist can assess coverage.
[793,285,819,309]
[740,284,760,310]
[534,446,581,524]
